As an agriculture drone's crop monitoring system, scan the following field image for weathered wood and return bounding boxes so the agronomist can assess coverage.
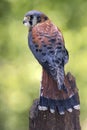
[29,99,81,130]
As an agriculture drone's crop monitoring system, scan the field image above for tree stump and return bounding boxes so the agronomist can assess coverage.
[29,71,81,130]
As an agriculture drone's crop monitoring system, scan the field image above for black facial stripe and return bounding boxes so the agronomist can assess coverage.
[29,15,33,25]
[30,15,33,20]
[29,21,32,25]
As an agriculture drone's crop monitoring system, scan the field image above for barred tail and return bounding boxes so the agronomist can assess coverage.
[38,94,80,115]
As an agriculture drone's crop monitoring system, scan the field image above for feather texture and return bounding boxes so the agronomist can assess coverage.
[23,10,80,114]
[28,20,69,90]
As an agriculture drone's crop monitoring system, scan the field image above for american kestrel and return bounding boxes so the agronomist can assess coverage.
[23,10,80,114]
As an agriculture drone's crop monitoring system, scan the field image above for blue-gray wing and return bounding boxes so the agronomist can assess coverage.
[28,31,69,90]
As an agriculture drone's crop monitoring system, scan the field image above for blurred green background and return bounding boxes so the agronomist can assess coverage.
[0,0,87,130]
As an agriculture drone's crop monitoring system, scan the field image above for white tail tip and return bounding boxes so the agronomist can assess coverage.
[73,105,80,110]
[38,105,48,111]
[50,109,55,113]
[59,111,65,115]
[67,108,73,112]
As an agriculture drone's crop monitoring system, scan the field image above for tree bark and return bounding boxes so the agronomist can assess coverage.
[29,99,81,130]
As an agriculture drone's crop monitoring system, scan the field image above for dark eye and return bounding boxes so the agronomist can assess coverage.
[30,15,33,20]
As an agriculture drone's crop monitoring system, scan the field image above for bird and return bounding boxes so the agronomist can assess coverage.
[23,10,69,91]
[23,10,80,114]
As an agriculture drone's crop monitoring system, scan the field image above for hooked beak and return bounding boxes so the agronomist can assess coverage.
[23,20,26,24]
[23,17,30,27]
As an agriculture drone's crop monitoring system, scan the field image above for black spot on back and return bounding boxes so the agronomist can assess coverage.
[55,59,60,64]
[47,46,52,49]
[35,44,39,48]
[48,39,56,43]
[56,46,62,49]
[49,50,54,54]
[56,42,62,45]
[42,52,46,56]
[43,44,46,47]
[39,49,42,52]
[36,49,38,52]
[58,42,62,45]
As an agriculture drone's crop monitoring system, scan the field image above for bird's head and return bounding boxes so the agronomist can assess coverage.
[23,10,48,28]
